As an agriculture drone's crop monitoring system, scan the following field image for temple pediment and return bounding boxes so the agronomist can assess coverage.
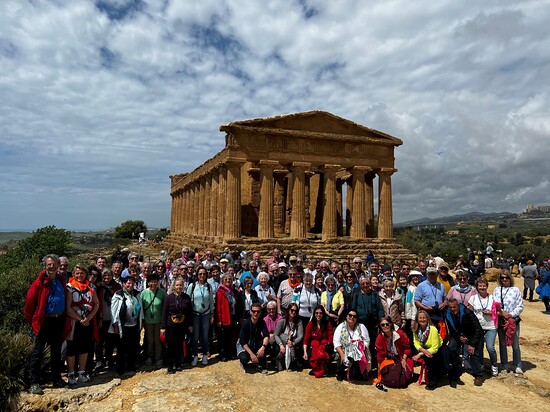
[221,111,402,145]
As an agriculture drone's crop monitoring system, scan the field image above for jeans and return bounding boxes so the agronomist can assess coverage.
[238,348,267,368]
[29,316,65,384]
[497,323,522,368]
[192,312,210,356]
[484,329,498,367]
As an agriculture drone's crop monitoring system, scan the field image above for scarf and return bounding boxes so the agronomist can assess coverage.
[417,327,430,347]
[123,288,141,318]
[68,277,91,292]
[326,289,335,311]
[455,284,472,293]
[288,278,301,289]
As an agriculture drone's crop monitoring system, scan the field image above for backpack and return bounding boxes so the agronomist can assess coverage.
[380,360,410,388]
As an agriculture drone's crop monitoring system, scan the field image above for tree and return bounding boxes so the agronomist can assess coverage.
[114,220,147,239]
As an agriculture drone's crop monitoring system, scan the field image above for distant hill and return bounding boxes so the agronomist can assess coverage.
[395,211,516,227]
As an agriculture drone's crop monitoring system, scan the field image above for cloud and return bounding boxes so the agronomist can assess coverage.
[1,0,549,230]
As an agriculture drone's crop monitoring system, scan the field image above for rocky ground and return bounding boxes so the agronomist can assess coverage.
[20,278,550,412]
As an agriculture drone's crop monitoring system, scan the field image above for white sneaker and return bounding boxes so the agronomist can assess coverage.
[491,366,499,376]
[201,355,208,365]
[78,372,90,383]
[68,373,77,386]
[514,367,524,375]
[191,356,198,367]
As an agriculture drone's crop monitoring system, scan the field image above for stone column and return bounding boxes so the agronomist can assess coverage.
[170,193,176,233]
[198,176,206,236]
[211,169,219,237]
[345,176,352,236]
[322,164,340,240]
[365,171,375,237]
[258,160,278,239]
[273,169,287,236]
[350,167,371,239]
[204,173,212,237]
[224,158,246,239]
[184,186,191,234]
[175,192,181,234]
[217,165,227,237]
[378,168,396,239]
[290,162,310,239]
[285,174,294,236]
[190,183,197,235]
[336,179,343,236]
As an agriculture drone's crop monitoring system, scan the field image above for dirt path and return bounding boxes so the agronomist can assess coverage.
[21,279,550,412]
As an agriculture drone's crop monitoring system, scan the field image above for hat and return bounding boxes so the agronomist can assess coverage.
[289,256,297,262]
[352,257,362,264]
[278,262,287,268]
[408,270,422,278]
[427,267,438,275]
[381,264,391,272]
[220,258,229,263]
[438,262,450,270]
[121,247,130,253]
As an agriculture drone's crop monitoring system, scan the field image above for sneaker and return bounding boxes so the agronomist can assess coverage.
[514,367,524,375]
[68,373,77,386]
[145,357,153,366]
[29,384,44,395]
[256,365,267,374]
[491,366,499,376]
[201,355,208,366]
[191,356,198,367]
[474,377,483,386]
[78,372,90,383]
[94,360,103,370]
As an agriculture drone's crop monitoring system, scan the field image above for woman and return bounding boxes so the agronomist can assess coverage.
[315,274,326,292]
[154,261,169,291]
[65,264,99,385]
[255,272,276,313]
[537,264,550,313]
[333,309,370,382]
[274,303,304,371]
[96,270,120,370]
[493,270,524,374]
[334,269,345,290]
[447,269,478,305]
[321,276,345,326]
[109,275,142,375]
[263,301,282,364]
[467,278,498,376]
[303,305,334,377]
[215,274,239,361]
[379,280,405,329]
[161,277,193,373]
[396,274,408,307]
[404,270,421,345]
[341,273,358,312]
[187,266,214,367]
[412,310,444,390]
[374,316,413,388]
[140,274,167,369]
[370,275,380,293]
[239,276,260,320]
[292,273,321,327]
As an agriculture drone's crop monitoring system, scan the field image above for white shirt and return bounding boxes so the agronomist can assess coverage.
[333,322,370,349]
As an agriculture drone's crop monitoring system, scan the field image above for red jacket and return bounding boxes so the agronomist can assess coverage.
[375,329,412,365]
[303,321,334,347]
[215,286,237,326]
[24,270,67,335]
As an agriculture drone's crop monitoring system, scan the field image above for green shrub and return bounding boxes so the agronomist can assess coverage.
[0,331,34,411]
[114,220,147,240]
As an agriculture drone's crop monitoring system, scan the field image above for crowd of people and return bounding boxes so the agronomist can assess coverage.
[24,246,548,395]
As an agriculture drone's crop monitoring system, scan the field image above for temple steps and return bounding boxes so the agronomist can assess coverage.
[162,234,416,264]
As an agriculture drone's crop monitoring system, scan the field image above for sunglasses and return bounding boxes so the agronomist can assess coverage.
[347,314,357,319]
[314,311,324,315]
[250,310,261,314]
[380,323,390,327]
[289,309,297,313]
[457,277,467,281]
[500,276,510,280]
[361,283,370,286]
[130,257,139,260]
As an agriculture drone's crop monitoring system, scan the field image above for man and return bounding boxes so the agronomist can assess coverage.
[330,262,340,275]
[239,260,260,288]
[446,298,484,387]
[367,260,379,279]
[252,251,262,266]
[24,254,67,394]
[95,256,107,273]
[418,260,428,282]
[437,262,455,294]
[219,258,229,275]
[111,261,123,284]
[277,267,300,316]
[304,259,317,276]
[237,302,270,373]
[352,277,384,370]
[58,256,71,281]
[266,248,282,270]
[201,250,218,271]
[121,252,141,278]
[414,267,447,325]
[319,261,331,278]
[352,257,366,279]
[208,265,221,295]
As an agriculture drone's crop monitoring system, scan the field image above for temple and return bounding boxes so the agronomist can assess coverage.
[165,111,415,262]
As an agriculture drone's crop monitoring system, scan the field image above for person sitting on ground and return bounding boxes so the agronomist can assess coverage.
[263,301,282,364]
[333,309,371,382]
[411,310,445,390]
[237,302,270,373]
[274,302,304,371]
[303,305,334,378]
[374,316,413,388]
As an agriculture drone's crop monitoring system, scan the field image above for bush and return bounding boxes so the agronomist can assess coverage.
[0,331,34,411]
[114,220,147,240]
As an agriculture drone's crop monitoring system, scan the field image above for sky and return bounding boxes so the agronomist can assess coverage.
[1,0,549,231]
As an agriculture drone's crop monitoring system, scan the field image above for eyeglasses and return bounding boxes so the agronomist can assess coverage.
[457,277,467,281]
[380,323,390,327]
[440,268,449,272]
[268,308,276,311]
[130,257,139,260]
[361,283,370,286]
[347,314,357,319]
[250,310,261,314]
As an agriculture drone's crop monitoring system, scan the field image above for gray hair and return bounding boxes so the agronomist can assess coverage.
[382,279,394,288]
[303,273,314,283]
[257,272,269,282]
[324,275,336,286]
[42,254,60,265]
[267,300,277,309]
